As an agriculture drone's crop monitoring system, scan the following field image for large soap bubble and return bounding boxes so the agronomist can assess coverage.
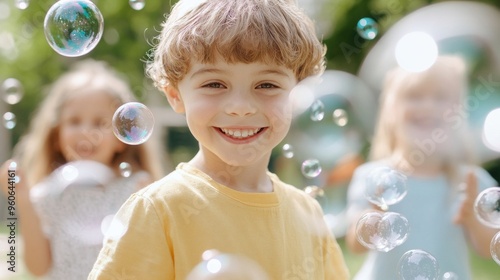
[44,0,104,57]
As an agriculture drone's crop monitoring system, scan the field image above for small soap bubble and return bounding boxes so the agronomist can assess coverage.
[356,17,378,40]
[474,187,500,228]
[3,112,16,129]
[304,185,325,199]
[310,100,324,121]
[186,252,270,280]
[129,0,146,10]
[1,78,24,105]
[442,271,459,280]
[491,231,500,265]
[398,249,439,280]
[15,0,29,10]
[44,0,104,57]
[112,102,155,145]
[119,162,132,178]
[281,143,294,158]
[332,108,348,127]
[301,159,322,179]
[365,166,408,210]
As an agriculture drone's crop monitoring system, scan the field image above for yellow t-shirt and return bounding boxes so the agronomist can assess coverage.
[89,163,349,280]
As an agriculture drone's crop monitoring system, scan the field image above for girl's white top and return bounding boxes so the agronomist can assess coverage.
[30,160,149,280]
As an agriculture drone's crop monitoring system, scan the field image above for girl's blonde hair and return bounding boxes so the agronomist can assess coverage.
[14,59,163,187]
[370,55,476,175]
[146,0,326,89]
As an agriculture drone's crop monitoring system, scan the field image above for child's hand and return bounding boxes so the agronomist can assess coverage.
[453,171,477,225]
[0,159,29,201]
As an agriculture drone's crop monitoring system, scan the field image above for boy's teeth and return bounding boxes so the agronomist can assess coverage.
[221,128,260,139]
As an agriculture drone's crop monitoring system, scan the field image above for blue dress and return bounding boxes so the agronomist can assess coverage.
[346,160,497,280]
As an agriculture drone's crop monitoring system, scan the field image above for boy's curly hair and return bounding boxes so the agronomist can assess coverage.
[146,0,326,89]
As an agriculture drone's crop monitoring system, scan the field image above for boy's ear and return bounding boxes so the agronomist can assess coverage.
[163,86,185,113]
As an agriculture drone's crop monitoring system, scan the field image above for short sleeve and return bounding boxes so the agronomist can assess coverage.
[88,193,173,280]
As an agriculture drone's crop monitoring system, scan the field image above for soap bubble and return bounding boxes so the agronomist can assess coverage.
[44,0,104,57]
[3,112,16,129]
[1,78,24,105]
[356,17,378,40]
[398,249,439,280]
[442,271,459,280]
[304,185,325,199]
[491,231,500,265]
[301,159,322,178]
[15,0,29,10]
[310,99,324,121]
[474,187,500,228]
[332,108,348,127]
[281,143,294,158]
[119,162,132,178]
[356,211,409,252]
[186,250,270,280]
[129,0,145,10]
[364,166,408,210]
[112,102,155,145]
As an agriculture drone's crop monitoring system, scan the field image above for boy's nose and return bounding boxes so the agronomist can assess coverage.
[224,91,257,116]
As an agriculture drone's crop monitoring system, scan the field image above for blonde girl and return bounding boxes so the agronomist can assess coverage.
[345,56,498,280]
[1,59,163,279]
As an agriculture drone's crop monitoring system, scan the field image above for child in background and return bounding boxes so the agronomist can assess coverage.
[89,0,349,279]
[0,59,163,279]
[345,56,498,280]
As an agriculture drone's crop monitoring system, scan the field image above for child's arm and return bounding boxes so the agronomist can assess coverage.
[1,160,52,276]
[454,171,498,258]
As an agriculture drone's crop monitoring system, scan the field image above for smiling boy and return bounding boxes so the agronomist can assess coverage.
[89,0,349,279]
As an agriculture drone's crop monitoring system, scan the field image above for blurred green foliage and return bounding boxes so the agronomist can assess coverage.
[2,0,500,149]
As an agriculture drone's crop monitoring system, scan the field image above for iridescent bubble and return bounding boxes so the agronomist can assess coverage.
[3,112,16,129]
[301,159,322,178]
[332,108,348,127]
[356,17,378,40]
[442,271,459,280]
[491,231,500,265]
[378,212,410,252]
[44,0,104,57]
[1,78,24,105]
[304,185,325,199]
[398,249,439,280]
[310,99,324,121]
[186,251,270,280]
[365,166,408,210]
[129,0,146,10]
[474,187,500,228]
[281,143,294,158]
[15,0,29,10]
[112,102,155,145]
[119,162,132,178]
[355,211,383,251]
[356,211,409,252]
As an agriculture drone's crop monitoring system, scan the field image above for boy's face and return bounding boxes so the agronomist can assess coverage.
[165,59,297,167]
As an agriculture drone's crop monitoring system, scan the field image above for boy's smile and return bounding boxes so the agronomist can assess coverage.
[165,59,297,168]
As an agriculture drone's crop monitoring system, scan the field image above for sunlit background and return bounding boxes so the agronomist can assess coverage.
[1,0,500,279]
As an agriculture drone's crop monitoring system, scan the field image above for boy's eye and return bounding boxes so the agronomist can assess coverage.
[257,83,278,89]
[203,82,225,89]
